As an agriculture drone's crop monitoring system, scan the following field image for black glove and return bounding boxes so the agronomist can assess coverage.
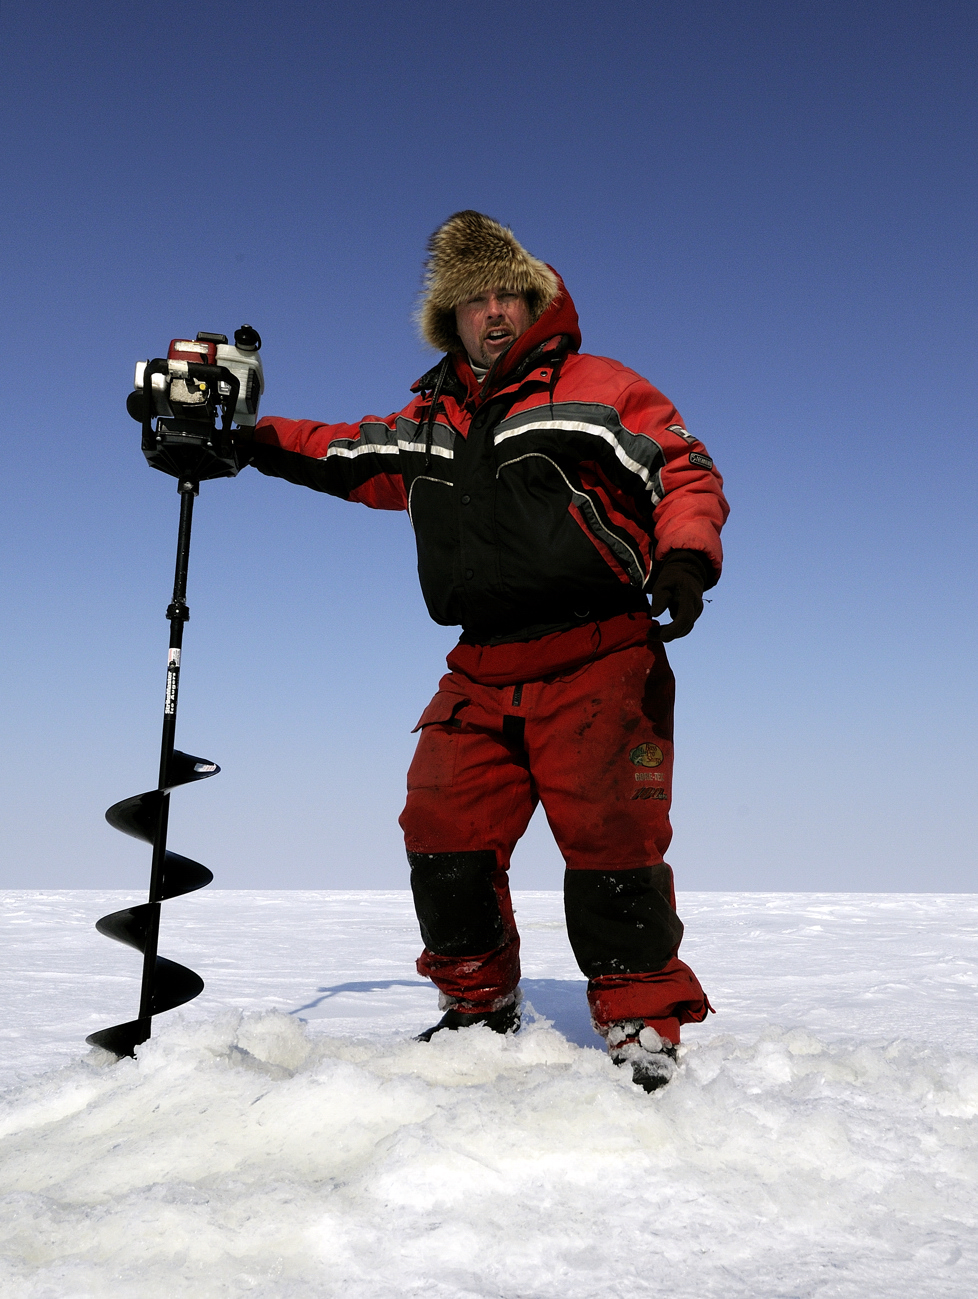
[231,426,257,469]
[648,551,710,642]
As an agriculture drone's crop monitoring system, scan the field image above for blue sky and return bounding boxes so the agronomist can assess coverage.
[1,0,975,891]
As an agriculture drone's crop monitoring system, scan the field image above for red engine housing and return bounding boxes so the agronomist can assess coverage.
[167,338,217,364]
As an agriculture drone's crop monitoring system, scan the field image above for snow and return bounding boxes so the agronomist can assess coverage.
[2,890,977,1297]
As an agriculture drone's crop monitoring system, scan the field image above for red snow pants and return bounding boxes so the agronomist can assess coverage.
[399,633,712,1045]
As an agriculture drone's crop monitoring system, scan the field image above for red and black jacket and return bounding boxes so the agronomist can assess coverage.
[250,277,728,643]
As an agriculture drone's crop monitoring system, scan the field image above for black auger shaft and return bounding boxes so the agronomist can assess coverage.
[138,477,196,1023]
[88,477,218,1059]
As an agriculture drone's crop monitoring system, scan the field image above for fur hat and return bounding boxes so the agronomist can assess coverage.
[418,210,560,353]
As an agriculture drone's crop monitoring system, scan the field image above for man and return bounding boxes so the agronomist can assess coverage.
[241,211,728,1091]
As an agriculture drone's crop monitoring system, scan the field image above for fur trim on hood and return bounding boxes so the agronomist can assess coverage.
[418,210,560,353]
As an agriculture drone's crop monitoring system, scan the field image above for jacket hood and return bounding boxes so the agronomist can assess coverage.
[418,210,563,353]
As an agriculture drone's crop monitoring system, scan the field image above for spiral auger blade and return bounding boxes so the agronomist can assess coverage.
[87,751,219,1059]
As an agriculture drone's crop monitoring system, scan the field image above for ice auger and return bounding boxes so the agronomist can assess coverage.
[87,327,263,1059]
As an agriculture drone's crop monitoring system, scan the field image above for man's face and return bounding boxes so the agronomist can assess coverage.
[455,288,532,367]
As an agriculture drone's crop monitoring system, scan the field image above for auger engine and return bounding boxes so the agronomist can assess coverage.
[127,324,264,481]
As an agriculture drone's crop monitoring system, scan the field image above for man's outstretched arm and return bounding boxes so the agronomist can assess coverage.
[239,413,410,511]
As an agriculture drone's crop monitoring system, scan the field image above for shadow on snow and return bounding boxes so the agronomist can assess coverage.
[289,977,597,1049]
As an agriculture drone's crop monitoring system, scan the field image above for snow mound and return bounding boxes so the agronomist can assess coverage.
[2,1009,976,1298]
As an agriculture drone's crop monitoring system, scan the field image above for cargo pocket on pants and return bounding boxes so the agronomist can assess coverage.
[407,691,470,790]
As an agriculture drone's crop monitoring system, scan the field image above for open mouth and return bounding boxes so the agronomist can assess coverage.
[484,329,512,347]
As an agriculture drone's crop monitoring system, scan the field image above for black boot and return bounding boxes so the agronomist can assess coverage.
[416,995,521,1043]
[606,1020,678,1092]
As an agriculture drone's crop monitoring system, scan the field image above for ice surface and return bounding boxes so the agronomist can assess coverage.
[2,890,976,1297]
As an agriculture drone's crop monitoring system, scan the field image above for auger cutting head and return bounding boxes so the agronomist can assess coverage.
[127,325,264,481]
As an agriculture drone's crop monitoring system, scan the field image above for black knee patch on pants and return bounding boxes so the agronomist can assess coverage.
[563,866,684,977]
[408,850,505,956]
